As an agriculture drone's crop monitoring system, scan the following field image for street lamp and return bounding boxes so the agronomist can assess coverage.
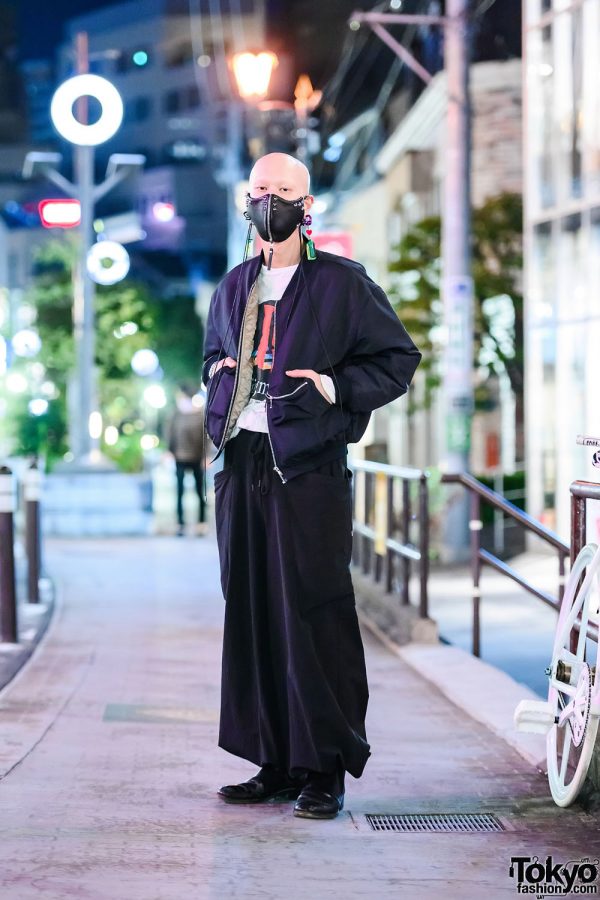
[22,54,145,466]
[231,52,278,100]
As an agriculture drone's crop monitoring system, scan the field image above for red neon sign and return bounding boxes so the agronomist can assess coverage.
[38,199,81,228]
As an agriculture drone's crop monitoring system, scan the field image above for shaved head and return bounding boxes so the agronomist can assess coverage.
[249,153,311,198]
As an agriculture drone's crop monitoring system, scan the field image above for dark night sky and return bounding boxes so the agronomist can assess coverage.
[14,0,521,131]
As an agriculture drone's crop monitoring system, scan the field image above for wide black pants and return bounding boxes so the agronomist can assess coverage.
[214,428,371,780]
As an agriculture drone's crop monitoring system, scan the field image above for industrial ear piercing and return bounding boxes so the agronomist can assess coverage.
[302,214,316,261]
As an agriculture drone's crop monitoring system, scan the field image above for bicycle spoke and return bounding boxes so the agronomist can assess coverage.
[558,699,575,727]
[551,679,577,697]
[559,729,572,784]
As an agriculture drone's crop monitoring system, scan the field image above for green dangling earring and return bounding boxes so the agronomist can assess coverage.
[303,215,316,261]
[244,222,253,260]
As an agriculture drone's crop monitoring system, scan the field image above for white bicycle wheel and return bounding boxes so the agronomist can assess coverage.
[547,543,600,807]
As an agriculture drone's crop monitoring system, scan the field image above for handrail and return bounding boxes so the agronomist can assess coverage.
[442,472,569,552]
[348,459,430,618]
[441,471,570,656]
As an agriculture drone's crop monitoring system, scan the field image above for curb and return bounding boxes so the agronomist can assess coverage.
[357,609,547,772]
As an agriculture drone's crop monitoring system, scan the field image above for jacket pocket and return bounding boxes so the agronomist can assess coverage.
[268,378,333,423]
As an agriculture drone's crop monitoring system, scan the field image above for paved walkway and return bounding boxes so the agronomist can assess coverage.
[0,536,597,900]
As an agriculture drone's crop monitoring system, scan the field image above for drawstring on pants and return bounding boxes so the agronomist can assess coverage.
[250,434,273,494]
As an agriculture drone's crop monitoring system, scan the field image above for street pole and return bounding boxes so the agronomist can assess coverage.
[350,4,473,558]
[72,31,97,463]
[226,101,247,271]
[440,0,473,558]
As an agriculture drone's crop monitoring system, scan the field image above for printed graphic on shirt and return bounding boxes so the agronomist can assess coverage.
[249,300,276,401]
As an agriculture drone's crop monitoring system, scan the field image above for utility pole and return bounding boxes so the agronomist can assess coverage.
[351,2,473,558]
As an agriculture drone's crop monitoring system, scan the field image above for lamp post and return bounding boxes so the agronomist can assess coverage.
[227,51,279,267]
[23,32,145,466]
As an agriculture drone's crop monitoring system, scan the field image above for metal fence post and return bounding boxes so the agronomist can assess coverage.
[386,475,394,593]
[0,466,17,643]
[419,473,429,619]
[401,479,410,606]
[25,463,42,604]
[469,490,482,657]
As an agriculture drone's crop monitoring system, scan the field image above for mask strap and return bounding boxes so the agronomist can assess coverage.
[267,244,274,270]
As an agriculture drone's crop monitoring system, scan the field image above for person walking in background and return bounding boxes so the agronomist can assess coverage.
[166,383,207,537]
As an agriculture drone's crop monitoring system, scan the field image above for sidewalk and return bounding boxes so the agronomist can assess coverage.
[0,535,597,900]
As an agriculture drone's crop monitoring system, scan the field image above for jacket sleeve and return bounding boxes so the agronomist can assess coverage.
[329,281,422,414]
[201,286,223,387]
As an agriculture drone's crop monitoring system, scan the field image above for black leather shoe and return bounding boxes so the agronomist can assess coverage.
[218,766,306,804]
[293,784,345,819]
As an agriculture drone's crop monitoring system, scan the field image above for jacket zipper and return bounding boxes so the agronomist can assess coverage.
[265,299,287,482]
[266,381,309,401]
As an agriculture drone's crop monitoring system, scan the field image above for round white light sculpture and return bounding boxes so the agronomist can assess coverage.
[131,349,159,377]
[87,241,130,285]
[50,74,124,146]
[143,384,167,409]
[12,329,41,358]
[29,398,49,416]
[6,372,28,393]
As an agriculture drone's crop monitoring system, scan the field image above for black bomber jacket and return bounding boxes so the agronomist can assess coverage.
[202,248,422,483]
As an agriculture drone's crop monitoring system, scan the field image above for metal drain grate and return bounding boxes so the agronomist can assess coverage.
[365,813,505,833]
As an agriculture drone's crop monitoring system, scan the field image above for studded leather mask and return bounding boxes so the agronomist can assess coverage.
[245,192,306,244]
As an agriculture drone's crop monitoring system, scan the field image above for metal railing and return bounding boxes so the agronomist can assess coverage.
[441,472,570,656]
[348,459,430,618]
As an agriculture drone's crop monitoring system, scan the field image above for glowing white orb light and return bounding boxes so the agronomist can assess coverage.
[131,349,159,377]
[143,384,167,409]
[50,74,124,146]
[6,372,28,393]
[152,202,175,223]
[87,241,130,285]
[29,398,49,416]
[89,411,103,440]
[41,380,59,398]
[140,433,160,451]
[12,329,41,358]
[104,425,119,446]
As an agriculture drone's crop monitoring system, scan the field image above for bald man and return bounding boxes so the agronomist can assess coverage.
[203,153,421,819]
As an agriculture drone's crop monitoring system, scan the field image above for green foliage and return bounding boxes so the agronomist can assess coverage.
[7,239,204,471]
[388,192,523,414]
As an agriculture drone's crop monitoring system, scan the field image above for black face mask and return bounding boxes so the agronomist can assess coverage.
[245,192,306,244]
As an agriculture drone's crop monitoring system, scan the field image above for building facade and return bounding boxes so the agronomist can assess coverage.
[326,60,523,474]
[524,0,600,540]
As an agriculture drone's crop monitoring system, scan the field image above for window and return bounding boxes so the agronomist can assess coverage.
[132,96,152,122]
[164,90,181,113]
[165,40,194,68]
